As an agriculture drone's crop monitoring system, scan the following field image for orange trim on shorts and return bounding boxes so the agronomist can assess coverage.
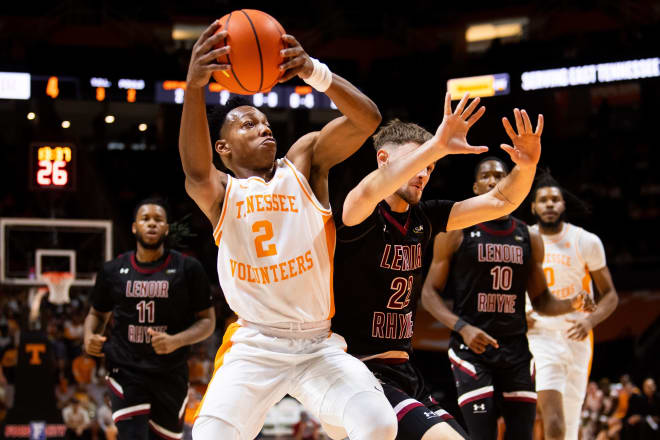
[193,322,241,422]
[283,159,331,215]
[324,214,336,319]
[213,178,233,246]
[587,330,594,378]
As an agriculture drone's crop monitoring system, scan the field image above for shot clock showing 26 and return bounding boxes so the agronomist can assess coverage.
[29,143,76,190]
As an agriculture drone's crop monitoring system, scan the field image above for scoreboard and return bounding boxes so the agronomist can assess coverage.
[154,81,337,109]
[29,143,76,191]
[15,74,337,110]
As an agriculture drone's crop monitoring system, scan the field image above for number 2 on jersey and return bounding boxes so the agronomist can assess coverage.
[252,220,278,257]
[387,276,414,309]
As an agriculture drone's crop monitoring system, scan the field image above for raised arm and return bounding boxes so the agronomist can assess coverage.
[446,109,544,231]
[422,230,499,353]
[527,228,593,316]
[342,93,487,226]
[282,35,382,174]
[179,21,231,225]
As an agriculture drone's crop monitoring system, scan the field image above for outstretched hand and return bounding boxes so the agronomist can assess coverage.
[434,92,488,156]
[186,21,231,88]
[501,109,543,169]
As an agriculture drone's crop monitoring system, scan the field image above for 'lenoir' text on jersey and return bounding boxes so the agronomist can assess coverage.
[445,217,532,338]
[333,200,455,357]
[91,250,212,372]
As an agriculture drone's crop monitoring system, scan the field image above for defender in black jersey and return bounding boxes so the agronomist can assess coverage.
[334,98,547,440]
[83,199,215,440]
[422,158,594,440]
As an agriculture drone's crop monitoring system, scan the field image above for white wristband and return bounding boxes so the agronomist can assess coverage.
[303,57,332,92]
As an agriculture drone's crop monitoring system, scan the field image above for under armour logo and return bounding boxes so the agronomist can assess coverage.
[460,344,469,350]
[473,403,486,413]
[470,230,481,238]
[166,269,176,274]
[120,268,129,274]
[515,235,524,242]
[413,225,424,234]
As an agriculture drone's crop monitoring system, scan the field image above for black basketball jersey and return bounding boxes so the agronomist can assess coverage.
[91,250,212,372]
[445,217,532,338]
[333,200,455,356]
[11,329,61,422]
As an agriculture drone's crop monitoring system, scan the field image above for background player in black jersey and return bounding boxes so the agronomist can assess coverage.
[83,198,215,440]
[333,94,548,440]
[421,158,594,440]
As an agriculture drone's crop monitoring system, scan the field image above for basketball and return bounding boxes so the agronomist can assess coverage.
[212,9,286,95]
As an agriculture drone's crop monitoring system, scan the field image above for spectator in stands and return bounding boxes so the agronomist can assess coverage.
[72,352,96,387]
[292,411,320,440]
[623,377,659,439]
[97,393,117,440]
[56,376,75,410]
[62,397,91,439]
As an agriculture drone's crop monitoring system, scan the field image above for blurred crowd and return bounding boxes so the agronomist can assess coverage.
[0,290,333,439]
[579,374,659,440]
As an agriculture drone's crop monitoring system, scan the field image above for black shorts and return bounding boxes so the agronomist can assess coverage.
[448,334,536,408]
[365,359,468,440]
[106,362,188,438]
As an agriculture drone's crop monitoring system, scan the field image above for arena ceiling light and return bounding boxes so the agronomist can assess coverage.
[172,23,206,41]
[61,121,71,129]
[466,18,528,43]
[104,115,115,124]
[138,123,148,132]
[27,112,36,120]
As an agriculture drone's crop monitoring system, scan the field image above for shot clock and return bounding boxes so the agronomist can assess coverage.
[29,143,76,191]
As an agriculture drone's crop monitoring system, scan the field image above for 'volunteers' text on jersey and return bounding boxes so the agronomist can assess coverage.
[213,158,336,325]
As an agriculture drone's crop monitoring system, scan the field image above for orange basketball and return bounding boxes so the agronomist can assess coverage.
[212,10,286,95]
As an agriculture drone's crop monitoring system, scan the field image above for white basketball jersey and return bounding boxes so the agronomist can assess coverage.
[527,222,606,330]
[213,158,335,324]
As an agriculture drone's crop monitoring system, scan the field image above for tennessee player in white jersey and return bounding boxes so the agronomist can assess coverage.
[178,21,398,440]
[213,157,335,324]
[526,176,619,440]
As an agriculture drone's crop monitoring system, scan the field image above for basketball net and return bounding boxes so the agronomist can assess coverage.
[41,271,74,305]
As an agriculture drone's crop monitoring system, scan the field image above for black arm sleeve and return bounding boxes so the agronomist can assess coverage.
[90,266,114,313]
[184,257,213,313]
[421,199,456,235]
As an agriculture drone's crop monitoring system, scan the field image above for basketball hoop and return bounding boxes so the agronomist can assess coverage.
[41,271,74,305]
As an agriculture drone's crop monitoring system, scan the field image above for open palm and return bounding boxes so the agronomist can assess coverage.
[434,92,488,156]
[501,109,544,168]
